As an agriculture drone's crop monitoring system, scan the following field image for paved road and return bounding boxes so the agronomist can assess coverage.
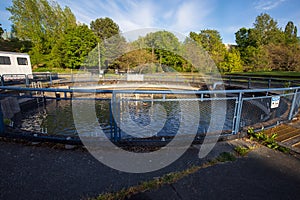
[0,140,231,200]
[0,139,299,200]
[130,144,300,200]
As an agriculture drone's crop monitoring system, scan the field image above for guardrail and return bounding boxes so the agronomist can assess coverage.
[0,84,299,145]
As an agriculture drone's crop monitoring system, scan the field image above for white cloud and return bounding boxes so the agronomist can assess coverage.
[56,0,212,35]
[170,0,212,33]
[254,0,286,10]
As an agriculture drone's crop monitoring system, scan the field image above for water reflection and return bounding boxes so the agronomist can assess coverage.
[18,98,234,138]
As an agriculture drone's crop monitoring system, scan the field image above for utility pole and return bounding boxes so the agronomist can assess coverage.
[98,42,101,78]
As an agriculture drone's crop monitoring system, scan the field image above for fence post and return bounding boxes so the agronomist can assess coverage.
[49,72,53,86]
[25,74,29,87]
[71,73,74,83]
[288,89,298,120]
[234,91,243,134]
[111,92,121,142]
[248,78,251,89]
[0,103,5,135]
[1,75,4,86]
[268,79,271,88]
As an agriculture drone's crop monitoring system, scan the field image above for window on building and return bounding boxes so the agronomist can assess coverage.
[17,57,28,65]
[0,56,11,65]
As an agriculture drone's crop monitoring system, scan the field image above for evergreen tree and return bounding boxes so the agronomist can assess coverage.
[284,21,298,44]
[90,17,120,41]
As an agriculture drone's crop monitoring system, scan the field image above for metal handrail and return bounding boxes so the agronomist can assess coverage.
[0,77,300,142]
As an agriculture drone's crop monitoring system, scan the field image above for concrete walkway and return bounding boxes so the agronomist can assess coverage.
[0,140,230,200]
[0,138,299,200]
[129,145,300,200]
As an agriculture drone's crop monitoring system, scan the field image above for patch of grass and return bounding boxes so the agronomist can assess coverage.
[33,67,82,73]
[226,71,300,78]
[95,166,202,200]
[234,146,251,156]
[3,118,11,126]
[94,152,237,200]
[247,128,290,153]
[216,152,236,162]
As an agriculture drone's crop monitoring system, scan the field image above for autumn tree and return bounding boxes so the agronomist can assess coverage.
[113,49,156,72]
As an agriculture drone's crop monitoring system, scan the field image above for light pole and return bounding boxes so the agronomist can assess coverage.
[98,42,102,78]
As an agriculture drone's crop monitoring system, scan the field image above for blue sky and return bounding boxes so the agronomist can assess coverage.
[1,0,299,44]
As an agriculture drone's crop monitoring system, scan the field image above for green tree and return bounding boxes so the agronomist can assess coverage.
[102,34,127,65]
[284,21,298,44]
[245,45,270,71]
[252,13,284,46]
[7,0,77,66]
[0,24,4,39]
[58,25,98,69]
[234,13,290,72]
[90,17,120,41]
[220,48,243,72]
[235,28,257,48]
[262,20,300,72]
[190,30,227,70]
[134,31,185,71]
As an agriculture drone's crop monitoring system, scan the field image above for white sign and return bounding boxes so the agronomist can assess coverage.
[271,96,280,108]
[127,74,144,81]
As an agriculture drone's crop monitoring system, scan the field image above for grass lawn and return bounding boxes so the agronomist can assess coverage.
[32,68,300,80]
[33,67,84,73]
[225,71,300,78]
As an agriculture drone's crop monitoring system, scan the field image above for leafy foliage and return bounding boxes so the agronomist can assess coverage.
[190,30,227,71]
[57,25,98,69]
[132,31,191,72]
[4,1,300,73]
[219,47,243,72]
[252,13,284,46]
[247,128,290,153]
[7,0,77,67]
[235,13,300,72]
[234,146,250,156]
[216,152,236,162]
[113,49,156,72]
[90,17,120,41]
[0,38,32,52]
[0,23,4,39]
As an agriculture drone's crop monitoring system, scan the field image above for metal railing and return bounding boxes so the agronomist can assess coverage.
[1,72,300,89]
[0,82,299,144]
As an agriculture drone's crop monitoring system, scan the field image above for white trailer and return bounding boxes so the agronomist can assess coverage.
[0,51,32,80]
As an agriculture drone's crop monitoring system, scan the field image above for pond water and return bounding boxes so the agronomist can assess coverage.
[18,97,235,139]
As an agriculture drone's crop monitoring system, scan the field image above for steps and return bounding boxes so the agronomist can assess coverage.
[265,123,300,153]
